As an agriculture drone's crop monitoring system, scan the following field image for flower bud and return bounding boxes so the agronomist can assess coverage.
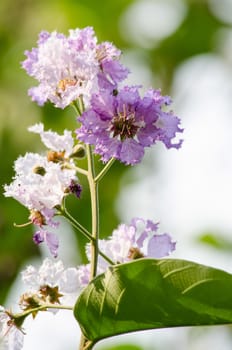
[66,180,82,198]
[70,144,86,159]
[33,165,46,176]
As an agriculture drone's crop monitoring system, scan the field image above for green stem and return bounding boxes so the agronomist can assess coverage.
[74,165,88,177]
[72,97,113,350]
[79,336,94,350]
[13,303,73,321]
[60,207,93,241]
[71,100,82,116]
[86,144,99,279]
[78,144,99,350]
[60,208,114,265]
[95,158,115,183]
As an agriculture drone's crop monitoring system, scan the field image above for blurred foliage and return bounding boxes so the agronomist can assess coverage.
[0,0,230,306]
[198,232,232,251]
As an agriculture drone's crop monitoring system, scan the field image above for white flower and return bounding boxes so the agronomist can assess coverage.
[21,258,81,306]
[0,306,24,350]
[4,152,76,212]
[28,123,74,157]
[22,28,99,109]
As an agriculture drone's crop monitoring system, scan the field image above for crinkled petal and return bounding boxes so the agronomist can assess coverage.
[147,233,176,258]
[33,229,59,258]
[45,232,59,258]
[119,139,144,165]
[76,85,183,165]
[0,308,24,350]
[28,123,74,156]
[59,268,81,293]
[76,264,91,288]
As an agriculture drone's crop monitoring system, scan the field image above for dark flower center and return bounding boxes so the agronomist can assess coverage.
[128,247,144,260]
[110,106,139,141]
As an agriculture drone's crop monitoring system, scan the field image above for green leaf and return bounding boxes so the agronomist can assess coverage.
[100,345,144,350]
[74,259,232,344]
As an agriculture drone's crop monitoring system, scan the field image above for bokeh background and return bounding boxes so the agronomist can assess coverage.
[1,0,232,349]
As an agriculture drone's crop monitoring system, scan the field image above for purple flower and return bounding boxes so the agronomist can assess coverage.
[76,86,183,165]
[86,217,176,265]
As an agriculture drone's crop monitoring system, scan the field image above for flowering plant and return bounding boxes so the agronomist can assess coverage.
[1,27,232,350]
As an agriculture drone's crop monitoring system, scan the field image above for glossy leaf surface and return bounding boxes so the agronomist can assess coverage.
[74,259,232,343]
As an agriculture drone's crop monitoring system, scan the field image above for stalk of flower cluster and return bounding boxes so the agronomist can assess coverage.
[58,203,93,242]
[86,144,99,279]
[60,205,114,265]
[72,99,100,279]
[72,100,100,350]
[94,157,115,183]
[22,304,74,314]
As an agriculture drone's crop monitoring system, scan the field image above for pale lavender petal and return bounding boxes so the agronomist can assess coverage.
[33,229,59,258]
[146,219,159,232]
[45,232,59,258]
[98,60,129,89]
[33,230,45,244]
[147,233,176,258]
[77,264,91,288]
[136,231,148,248]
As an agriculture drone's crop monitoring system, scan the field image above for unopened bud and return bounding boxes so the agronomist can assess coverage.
[70,144,86,159]
[33,166,46,176]
[66,180,82,198]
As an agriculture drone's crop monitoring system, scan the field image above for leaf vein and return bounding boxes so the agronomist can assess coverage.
[162,265,194,278]
[115,287,126,315]
[182,278,215,294]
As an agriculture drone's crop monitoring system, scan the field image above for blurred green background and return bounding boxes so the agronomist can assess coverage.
[1,0,232,348]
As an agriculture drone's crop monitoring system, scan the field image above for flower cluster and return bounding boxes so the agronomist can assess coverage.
[0,216,176,349]
[0,259,81,350]
[22,27,183,166]
[2,26,183,350]
[22,27,128,109]
[77,218,176,288]
[4,124,81,257]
